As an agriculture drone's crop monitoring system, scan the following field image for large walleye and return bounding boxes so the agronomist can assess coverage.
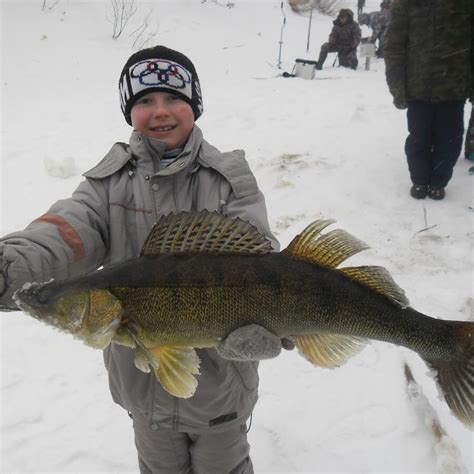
[14,211,473,428]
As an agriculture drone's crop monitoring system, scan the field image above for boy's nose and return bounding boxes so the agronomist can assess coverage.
[152,101,170,116]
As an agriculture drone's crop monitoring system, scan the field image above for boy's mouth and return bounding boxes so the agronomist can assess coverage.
[150,125,176,132]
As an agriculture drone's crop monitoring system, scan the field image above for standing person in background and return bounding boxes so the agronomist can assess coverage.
[369,1,391,58]
[384,0,473,200]
[0,45,286,474]
[315,9,361,71]
[357,0,365,16]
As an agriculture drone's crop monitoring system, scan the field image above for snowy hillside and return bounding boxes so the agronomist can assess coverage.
[1,1,473,473]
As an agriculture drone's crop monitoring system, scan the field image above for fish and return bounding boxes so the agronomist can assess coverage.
[14,210,474,428]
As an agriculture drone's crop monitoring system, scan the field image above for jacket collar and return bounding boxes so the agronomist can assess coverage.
[129,126,203,176]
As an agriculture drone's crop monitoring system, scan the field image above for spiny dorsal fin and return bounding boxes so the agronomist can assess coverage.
[140,210,273,256]
[150,346,201,399]
[341,266,409,307]
[284,219,369,268]
[293,334,367,368]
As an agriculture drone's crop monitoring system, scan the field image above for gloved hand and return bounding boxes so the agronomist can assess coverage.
[216,324,294,361]
[338,46,352,54]
[394,94,407,110]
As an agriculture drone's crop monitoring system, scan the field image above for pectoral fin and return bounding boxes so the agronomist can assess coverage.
[119,325,159,373]
[149,346,201,399]
[293,334,367,368]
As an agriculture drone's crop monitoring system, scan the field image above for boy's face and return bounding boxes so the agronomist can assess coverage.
[131,91,195,150]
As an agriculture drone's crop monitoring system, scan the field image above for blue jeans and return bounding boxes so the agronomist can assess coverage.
[405,100,465,187]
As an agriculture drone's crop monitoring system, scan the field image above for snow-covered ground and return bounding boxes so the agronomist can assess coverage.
[1,1,473,472]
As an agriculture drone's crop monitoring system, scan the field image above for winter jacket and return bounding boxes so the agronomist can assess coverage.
[0,125,279,433]
[384,0,474,109]
[369,10,390,42]
[328,9,362,53]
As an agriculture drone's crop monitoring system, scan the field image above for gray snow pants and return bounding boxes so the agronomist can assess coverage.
[132,413,254,474]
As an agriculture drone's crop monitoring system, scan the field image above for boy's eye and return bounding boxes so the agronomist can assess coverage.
[137,97,152,105]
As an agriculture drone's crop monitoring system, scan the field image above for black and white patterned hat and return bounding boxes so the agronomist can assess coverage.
[119,45,203,125]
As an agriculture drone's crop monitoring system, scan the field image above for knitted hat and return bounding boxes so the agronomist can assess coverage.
[119,45,203,125]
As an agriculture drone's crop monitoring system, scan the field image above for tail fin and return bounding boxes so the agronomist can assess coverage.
[424,322,474,429]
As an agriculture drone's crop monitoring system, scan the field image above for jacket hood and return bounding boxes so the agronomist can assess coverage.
[334,8,354,26]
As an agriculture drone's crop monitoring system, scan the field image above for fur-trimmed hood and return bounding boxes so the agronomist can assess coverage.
[334,8,355,26]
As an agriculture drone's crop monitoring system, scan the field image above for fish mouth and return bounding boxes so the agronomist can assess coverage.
[14,281,54,314]
[14,281,88,334]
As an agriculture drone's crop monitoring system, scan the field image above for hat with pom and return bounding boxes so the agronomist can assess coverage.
[119,45,203,125]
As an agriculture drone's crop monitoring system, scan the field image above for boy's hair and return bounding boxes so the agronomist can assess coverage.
[119,45,203,125]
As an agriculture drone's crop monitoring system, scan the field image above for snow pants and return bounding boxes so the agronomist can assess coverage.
[317,43,358,70]
[405,100,465,187]
[132,413,253,474]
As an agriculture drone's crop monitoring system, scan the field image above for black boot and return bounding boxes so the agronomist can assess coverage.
[410,184,428,199]
[428,186,445,200]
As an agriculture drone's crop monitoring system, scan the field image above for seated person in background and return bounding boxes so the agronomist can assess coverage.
[316,9,361,70]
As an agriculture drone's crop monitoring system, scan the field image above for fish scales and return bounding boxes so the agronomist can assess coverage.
[13,210,474,428]
[85,253,455,359]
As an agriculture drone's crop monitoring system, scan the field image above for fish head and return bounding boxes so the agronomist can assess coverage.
[14,281,123,349]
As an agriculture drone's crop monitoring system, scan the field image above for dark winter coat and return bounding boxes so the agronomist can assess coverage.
[328,9,362,53]
[384,0,474,109]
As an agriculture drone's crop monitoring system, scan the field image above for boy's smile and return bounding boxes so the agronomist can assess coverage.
[131,91,195,150]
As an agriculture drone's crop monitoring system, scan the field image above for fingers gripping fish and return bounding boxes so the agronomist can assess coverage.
[13,210,474,429]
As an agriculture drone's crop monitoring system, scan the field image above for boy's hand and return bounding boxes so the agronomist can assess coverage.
[216,324,293,361]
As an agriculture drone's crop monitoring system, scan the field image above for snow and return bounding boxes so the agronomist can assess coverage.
[1,1,473,472]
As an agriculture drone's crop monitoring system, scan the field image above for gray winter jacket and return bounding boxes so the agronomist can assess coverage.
[0,125,279,433]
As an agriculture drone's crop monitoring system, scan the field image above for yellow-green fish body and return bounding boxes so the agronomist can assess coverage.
[14,211,474,429]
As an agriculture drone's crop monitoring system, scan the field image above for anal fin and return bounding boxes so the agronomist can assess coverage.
[294,333,367,368]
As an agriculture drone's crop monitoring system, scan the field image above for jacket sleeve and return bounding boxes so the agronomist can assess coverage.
[328,26,338,45]
[383,0,409,109]
[0,178,110,309]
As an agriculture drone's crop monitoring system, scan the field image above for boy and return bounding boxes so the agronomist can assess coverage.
[0,45,284,473]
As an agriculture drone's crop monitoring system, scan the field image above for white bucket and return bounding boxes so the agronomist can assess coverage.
[294,59,318,80]
[359,42,376,58]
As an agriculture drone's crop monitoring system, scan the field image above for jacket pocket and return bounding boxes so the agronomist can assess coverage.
[230,361,259,390]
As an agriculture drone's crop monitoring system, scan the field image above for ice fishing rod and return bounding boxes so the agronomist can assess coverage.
[306,2,314,53]
[277,0,286,69]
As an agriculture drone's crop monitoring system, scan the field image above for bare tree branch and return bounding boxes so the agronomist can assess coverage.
[108,0,138,40]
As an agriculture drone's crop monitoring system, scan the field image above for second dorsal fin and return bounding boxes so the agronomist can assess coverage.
[284,219,409,307]
[140,210,273,256]
[284,219,369,268]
